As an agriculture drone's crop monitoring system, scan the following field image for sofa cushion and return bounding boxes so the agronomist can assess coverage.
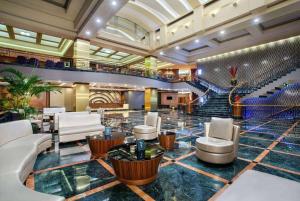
[196,137,234,154]
[0,120,32,147]
[209,117,233,140]
[2,134,51,149]
[134,125,156,134]
[59,113,100,128]
[145,112,158,127]
[0,145,36,178]
[60,124,104,135]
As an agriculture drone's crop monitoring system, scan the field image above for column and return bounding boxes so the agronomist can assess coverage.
[75,83,89,111]
[145,88,158,112]
[73,38,90,69]
[144,56,157,77]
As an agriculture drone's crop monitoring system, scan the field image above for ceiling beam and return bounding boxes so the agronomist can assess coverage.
[36,33,42,44]
[246,26,264,37]
[6,25,15,39]
[92,47,102,55]
[58,38,65,49]
[126,57,145,66]
[108,51,119,58]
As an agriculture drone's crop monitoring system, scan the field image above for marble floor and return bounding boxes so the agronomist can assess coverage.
[29,110,300,201]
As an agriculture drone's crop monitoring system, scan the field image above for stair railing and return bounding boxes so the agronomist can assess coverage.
[228,81,300,107]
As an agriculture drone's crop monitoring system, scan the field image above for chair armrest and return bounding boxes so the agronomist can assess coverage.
[204,122,210,137]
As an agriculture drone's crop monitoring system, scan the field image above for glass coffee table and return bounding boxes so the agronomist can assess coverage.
[108,143,164,185]
[86,132,125,159]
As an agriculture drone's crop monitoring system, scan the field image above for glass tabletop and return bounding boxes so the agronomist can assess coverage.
[108,143,164,161]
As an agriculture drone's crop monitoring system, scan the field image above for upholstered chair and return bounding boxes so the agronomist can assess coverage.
[133,112,161,140]
[195,117,240,164]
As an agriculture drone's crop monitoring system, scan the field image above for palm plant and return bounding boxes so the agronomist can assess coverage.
[0,68,60,119]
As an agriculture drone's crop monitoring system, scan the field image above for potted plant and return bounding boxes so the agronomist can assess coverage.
[0,68,60,120]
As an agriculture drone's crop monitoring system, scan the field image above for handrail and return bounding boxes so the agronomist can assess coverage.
[180,88,211,106]
[189,88,210,104]
[228,82,300,107]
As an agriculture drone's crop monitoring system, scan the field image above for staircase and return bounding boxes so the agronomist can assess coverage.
[244,68,300,98]
[192,93,231,118]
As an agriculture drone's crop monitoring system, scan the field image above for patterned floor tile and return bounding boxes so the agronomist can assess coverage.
[238,145,263,160]
[239,136,273,148]
[273,142,300,155]
[253,164,300,182]
[34,151,91,171]
[78,184,143,201]
[261,151,300,173]
[140,163,224,201]
[179,155,249,180]
[34,160,115,198]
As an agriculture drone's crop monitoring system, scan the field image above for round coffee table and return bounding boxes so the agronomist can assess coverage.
[87,132,125,159]
[108,143,164,185]
[159,131,176,150]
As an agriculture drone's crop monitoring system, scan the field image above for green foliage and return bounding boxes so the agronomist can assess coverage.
[0,68,60,119]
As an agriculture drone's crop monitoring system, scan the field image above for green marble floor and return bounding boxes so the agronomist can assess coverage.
[32,110,300,201]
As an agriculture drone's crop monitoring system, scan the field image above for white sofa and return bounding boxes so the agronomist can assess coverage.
[43,107,66,132]
[58,113,104,143]
[0,120,64,201]
[54,111,89,131]
[195,117,240,164]
[133,112,161,140]
[216,170,300,201]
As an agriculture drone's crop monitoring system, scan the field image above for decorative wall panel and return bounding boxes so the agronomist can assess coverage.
[197,36,300,89]
[89,90,121,104]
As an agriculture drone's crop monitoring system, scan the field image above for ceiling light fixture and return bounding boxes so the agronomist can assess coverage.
[220,30,226,35]
[195,39,200,43]
[85,30,91,35]
[175,46,180,50]
[160,51,164,55]
[112,1,117,6]
[96,18,101,23]
[253,18,260,24]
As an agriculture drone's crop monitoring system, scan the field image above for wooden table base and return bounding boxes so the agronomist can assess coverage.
[88,134,125,159]
[111,155,163,185]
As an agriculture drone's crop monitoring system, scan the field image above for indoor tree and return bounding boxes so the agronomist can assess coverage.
[0,68,60,119]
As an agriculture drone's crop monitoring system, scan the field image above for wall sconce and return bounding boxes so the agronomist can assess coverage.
[233,2,238,7]
[184,24,190,29]
[211,13,216,17]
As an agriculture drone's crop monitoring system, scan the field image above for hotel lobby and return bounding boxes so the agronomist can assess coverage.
[0,0,300,201]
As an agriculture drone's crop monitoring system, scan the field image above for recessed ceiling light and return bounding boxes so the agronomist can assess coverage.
[160,51,164,55]
[220,30,226,35]
[96,18,101,23]
[195,39,200,43]
[175,46,180,50]
[112,1,117,6]
[243,63,249,67]
[253,18,260,24]
[85,30,91,35]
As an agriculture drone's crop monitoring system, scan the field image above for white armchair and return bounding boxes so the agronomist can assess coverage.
[133,112,161,140]
[195,117,240,164]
